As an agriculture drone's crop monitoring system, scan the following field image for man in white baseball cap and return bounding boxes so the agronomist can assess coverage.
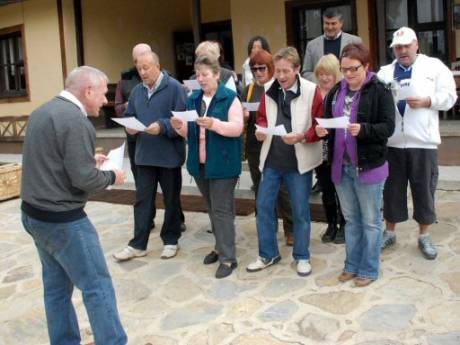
[377,27,457,260]
[389,26,418,47]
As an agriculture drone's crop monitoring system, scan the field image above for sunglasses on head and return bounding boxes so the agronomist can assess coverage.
[251,66,267,72]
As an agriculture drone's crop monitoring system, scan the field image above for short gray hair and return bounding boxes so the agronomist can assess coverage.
[194,55,220,75]
[65,66,108,92]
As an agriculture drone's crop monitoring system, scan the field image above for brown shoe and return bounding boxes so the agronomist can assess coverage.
[285,232,294,246]
[354,277,374,287]
[338,271,356,282]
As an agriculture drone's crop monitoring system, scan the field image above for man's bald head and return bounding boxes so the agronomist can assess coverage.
[132,43,151,64]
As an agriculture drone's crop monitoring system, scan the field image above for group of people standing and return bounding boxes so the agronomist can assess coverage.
[19,7,457,345]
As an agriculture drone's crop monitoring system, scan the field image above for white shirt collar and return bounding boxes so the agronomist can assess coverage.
[282,80,299,96]
[59,90,88,117]
[143,71,164,97]
[324,31,342,40]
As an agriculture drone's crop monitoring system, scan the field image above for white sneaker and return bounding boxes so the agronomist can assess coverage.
[296,259,312,277]
[113,246,147,262]
[161,245,178,259]
[246,255,281,272]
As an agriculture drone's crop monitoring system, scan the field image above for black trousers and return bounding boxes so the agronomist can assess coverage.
[383,147,438,225]
[129,165,183,250]
[315,161,344,225]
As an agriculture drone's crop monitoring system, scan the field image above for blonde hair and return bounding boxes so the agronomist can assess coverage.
[314,54,342,82]
[195,41,220,60]
[273,47,301,69]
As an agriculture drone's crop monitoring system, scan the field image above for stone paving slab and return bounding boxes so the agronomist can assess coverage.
[1,192,460,345]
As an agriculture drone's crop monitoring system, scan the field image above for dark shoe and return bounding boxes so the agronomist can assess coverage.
[206,228,213,234]
[321,223,338,243]
[311,181,322,194]
[418,235,437,260]
[215,262,237,279]
[180,222,186,232]
[333,225,345,244]
[203,251,219,265]
[285,232,294,246]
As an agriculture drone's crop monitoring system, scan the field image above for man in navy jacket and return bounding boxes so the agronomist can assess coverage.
[113,51,187,261]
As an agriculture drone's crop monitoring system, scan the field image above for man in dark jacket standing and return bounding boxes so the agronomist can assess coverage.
[115,43,150,184]
[21,66,127,345]
[113,51,187,261]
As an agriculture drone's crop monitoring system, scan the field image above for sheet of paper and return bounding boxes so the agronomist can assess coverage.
[172,110,199,122]
[316,116,349,129]
[255,124,287,136]
[242,102,260,112]
[397,84,417,100]
[111,117,146,131]
[225,77,237,92]
[100,142,125,171]
[183,79,201,91]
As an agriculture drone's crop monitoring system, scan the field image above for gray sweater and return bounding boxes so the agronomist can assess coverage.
[21,96,114,220]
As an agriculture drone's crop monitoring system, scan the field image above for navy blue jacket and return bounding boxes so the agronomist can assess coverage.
[125,72,187,168]
[186,83,242,179]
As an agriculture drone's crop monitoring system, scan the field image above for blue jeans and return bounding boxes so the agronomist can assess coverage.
[256,167,312,260]
[334,165,385,280]
[21,212,127,345]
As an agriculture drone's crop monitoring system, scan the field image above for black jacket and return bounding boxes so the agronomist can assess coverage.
[323,76,395,172]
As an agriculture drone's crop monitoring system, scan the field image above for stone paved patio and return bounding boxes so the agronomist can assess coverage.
[1,192,460,345]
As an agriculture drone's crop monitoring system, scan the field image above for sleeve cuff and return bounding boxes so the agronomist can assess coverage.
[109,171,116,185]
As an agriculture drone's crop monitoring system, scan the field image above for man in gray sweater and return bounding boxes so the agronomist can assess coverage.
[21,66,127,345]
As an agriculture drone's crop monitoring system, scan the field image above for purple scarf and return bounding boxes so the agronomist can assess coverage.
[331,72,388,184]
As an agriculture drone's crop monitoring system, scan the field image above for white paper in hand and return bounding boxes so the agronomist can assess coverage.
[242,102,260,112]
[255,124,287,136]
[183,79,201,91]
[100,142,125,171]
[397,82,417,100]
[316,116,349,129]
[111,117,146,131]
[172,110,199,122]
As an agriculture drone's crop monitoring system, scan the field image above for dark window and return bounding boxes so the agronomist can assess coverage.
[286,0,357,61]
[382,0,447,64]
[0,25,27,99]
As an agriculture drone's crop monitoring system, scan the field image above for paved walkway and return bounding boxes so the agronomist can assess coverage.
[1,190,460,344]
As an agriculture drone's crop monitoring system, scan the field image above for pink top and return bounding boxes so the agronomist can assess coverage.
[175,98,244,163]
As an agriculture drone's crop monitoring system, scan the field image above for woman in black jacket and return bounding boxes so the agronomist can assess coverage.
[316,43,395,287]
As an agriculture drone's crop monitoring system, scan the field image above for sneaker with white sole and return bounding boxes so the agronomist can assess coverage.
[161,245,178,259]
[113,246,147,262]
[418,234,437,260]
[296,259,312,277]
[381,230,396,250]
[246,255,281,272]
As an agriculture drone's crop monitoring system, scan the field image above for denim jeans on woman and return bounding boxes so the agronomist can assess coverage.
[21,212,127,345]
[256,167,312,260]
[334,164,385,280]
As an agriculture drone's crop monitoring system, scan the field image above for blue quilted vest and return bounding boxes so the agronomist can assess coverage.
[186,82,242,179]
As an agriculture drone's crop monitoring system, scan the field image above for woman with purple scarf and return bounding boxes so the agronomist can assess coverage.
[315,43,395,287]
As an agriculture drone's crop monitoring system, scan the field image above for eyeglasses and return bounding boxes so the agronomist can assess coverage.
[340,65,362,73]
[251,66,268,73]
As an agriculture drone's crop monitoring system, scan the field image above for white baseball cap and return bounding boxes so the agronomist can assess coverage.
[390,27,418,48]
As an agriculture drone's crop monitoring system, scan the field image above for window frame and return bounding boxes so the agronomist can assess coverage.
[0,24,29,103]
[376,0,451,66]
[285,0,358,62]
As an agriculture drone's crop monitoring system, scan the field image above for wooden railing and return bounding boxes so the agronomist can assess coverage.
[0,115,28,141]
